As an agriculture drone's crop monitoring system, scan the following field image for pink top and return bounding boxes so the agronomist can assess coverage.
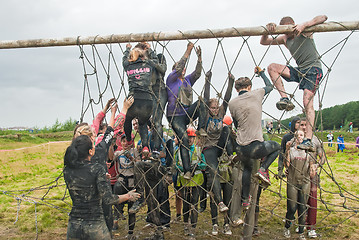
[94,112,126,146]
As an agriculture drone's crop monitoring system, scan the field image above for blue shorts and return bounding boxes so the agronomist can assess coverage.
[283,66,323,93]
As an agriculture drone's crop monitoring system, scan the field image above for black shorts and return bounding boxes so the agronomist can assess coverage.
[283,66,323,93]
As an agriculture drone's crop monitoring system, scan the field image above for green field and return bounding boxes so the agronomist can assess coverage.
[0,131,358,239]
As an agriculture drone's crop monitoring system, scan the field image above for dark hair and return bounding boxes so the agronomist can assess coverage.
[120,134,127,140]
[64,135,93,168]
[135,42,148,50]
[280,16,295,25]
[209,98,219,107]
[235,77,252,91]
[99,122,107,133]
[157,53,166,64]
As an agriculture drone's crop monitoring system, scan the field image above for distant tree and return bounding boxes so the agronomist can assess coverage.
[280,101,358,131]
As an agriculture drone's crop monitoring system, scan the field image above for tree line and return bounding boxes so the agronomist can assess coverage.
[278,101,359,131]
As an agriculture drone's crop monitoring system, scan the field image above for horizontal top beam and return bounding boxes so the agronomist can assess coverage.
[0,21,358,49]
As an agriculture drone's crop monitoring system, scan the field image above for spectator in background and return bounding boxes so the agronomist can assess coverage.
[337,134,345,152]
[326,132,333,147]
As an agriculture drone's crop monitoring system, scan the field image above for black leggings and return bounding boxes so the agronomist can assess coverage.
[236,140,280,201]
[134,161,165,227]
[167,100,205,173]
[113,179,136,234]
[181,186,200,228]
[151,87,168,152]
[210,182,232,225]
[124,98,153,148]
[203,126,234,204]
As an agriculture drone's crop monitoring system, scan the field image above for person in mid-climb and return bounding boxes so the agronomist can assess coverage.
[150,52,168,159]
[200,70,234,214]
[166,41,204,180]
[228,66,280,225]
[260,15,328,152]
[122,42,159,158]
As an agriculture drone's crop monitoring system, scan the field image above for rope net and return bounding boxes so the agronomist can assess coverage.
[1,27,359,240]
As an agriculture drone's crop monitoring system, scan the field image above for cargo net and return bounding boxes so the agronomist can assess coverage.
[2,28,359,240]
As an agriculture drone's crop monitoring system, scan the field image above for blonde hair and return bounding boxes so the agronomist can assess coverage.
[73,123,93,140]
[128,47,146,62]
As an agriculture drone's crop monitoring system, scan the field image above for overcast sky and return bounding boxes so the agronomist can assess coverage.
[0,0,358,128]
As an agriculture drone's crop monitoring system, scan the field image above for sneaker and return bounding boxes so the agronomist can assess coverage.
[218,202,229,213]
[223,224,232,235]
[252,227,259,236]
[242,201,250,210]
[187,227,195,239]
[232,218,244,227]
[143,223,156,229]
[308,229,317,238]
[276,97,295,111]
[211,224,219,236]
[242,194,252,211]
[297,139,315,152]
[151,151,160,159]
[296,226,306,233]
[127,233,136,240]
[128,200,144,214]
[283,227,291,238]
[183,171,192,180]
[255,168,271,186]
[299,233,307,240]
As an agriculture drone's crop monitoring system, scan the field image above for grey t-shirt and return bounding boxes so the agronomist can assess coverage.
[229,88,265,146]
[288,147,311,185]
[113,149,139,177]
[286,34,322,70]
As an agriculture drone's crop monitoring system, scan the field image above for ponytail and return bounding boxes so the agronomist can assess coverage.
[129,48,145,62]
[64,135,93,168]
[73,123,93,140]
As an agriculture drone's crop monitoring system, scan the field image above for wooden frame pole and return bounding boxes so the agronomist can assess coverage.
[0,21,358,49]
